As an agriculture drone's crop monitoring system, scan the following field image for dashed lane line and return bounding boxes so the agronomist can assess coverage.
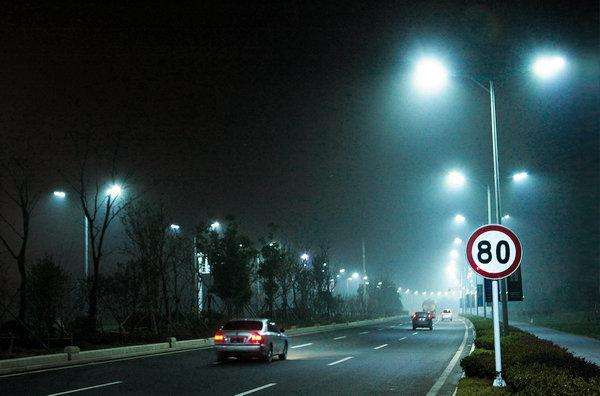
[333,336,346,340]
[373,344,388,350]
[47,381,123,396]
[412,332,418,335]
[399,337,407,341]
[327,357,354,366]
[358,331,370,335]
[291,343,313,349]
[234,383,277,396]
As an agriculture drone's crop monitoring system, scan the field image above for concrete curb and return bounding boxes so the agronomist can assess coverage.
[0,315,405,375]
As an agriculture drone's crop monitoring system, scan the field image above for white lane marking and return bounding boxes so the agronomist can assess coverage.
[359,331,370,334]
[412,332,418,335]
[377,328,384,331]
[235,383,277,396]
[291,343,313,349]
[399,337,407,341]
[373,344,388,350]
[470,343,475,354]
[333,336,346,340]
[426,319,469,396]
[327,356,354,366]
[0,346,213,378]
[47,381,122,396]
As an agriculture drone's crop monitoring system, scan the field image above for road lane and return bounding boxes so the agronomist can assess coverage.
[0,317,473,395]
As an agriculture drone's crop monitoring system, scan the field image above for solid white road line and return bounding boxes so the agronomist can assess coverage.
[412,332,418,335]
[358,331,370,335]
[373,344,388,350]
[291,343,313,349]
[399,337,407,341]
[333,336,346,340]
[327,356,354,366]
[426,320,469,396]
[235,383,277,396]
[47,381,122,396]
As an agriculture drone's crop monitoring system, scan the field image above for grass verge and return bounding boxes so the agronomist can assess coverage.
[457,315,600,395]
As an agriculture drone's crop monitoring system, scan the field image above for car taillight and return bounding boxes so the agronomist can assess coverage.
[214,331,224,343]
[249,333,263,343]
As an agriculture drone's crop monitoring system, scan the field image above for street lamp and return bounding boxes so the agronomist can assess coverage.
[53,191,66,199]
[106,184,122,199]
[532,55,566,79]
[339,268,346,274]
[300,253,310,261]
[501,214,510,221]
[170,224,181,232]
[351,272,360,280]
[453,237,463,245]
[454,214,466,224]
[449,249,459,259]
[412,57,449,93]
[209,221,221,232]
[446,171,466,189]
[512,171,528,183]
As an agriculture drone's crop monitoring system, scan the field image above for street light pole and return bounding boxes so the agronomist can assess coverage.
[83,216,89,278]
[489,81,510,330]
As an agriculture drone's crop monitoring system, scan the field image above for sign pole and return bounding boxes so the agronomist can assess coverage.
[491,280,506,387]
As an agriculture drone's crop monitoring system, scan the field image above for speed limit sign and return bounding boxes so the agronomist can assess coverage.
[466,225,522,280]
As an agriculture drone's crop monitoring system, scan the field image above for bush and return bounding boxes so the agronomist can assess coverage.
[461,349,495,379]
[460,315,600,395]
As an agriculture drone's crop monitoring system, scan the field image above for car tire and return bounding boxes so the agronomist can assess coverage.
[412,325,416,330]
[264,345,273,363]
[429,325,433,331]
[216,353,227,363]
[279,342,288,360]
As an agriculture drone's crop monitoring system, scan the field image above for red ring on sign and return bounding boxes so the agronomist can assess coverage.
[466,224,522,280]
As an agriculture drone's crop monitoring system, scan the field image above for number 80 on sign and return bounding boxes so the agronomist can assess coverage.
[466,225,522,280]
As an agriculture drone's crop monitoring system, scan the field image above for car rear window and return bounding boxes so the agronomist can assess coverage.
[222,321,263,331]
[417,312,429,317]
[443,309,451,313]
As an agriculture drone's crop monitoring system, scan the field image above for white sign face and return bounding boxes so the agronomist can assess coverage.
[466,225,522,280]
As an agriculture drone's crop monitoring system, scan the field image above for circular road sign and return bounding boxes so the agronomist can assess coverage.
[466,225,522,280]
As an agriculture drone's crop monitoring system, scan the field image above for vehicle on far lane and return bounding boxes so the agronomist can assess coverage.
[441,309,453,321]
[412,311,433,330]
[214,318,288,363]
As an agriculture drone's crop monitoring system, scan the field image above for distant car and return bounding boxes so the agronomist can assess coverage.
[214,318,288,363]
[441,309,453,321]
[412,311,433,330]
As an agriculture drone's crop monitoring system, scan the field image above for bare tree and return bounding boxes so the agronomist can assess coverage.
[62,133,138,331]
[0,146,42,325]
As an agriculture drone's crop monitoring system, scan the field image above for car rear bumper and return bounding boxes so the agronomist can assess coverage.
[215,344,265,355]
[412,321,432,327]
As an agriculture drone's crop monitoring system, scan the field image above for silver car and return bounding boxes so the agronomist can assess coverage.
[214,318,288,363]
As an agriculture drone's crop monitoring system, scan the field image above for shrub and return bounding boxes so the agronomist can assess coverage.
[506,363,600,395]
[460,349,495,379]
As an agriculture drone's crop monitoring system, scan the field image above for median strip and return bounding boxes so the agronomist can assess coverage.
[327,356,354,366]
[235,383,276,396]
[373,344,388,350]
[291,343,313,349]
[333,336,346,340]
[47,381,122,396]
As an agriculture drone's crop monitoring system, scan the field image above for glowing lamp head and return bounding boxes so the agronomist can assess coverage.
[169,224,180,231]
[351,272,360,280]
[532,56,566,79]
[454,214,466,224]
[512,172,528,183]
[339,268,346,274]
[106,184,122,199]
[53,191,66,199]
[300,253,310,261]
[413,58,449,93]
[453,237,462,245]
[446,171,466,189]
[209,221,221,231]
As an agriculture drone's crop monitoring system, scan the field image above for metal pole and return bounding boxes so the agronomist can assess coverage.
[83,215,89,278]
[362,239,368,310]
[483,185,492,318]
[491,280,506,387]
[489,81,509,329]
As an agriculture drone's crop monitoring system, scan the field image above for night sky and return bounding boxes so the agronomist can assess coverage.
[1,2,598,309]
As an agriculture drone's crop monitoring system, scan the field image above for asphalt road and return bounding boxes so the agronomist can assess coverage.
[0,317,474,396]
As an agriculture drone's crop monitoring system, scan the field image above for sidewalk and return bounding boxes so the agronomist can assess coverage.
[512,321,600,366]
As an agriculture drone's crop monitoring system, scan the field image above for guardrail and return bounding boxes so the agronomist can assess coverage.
[0,315,405,375]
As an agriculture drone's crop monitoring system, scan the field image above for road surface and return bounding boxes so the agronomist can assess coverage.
[512,321,600,366]
[0,317,473,395]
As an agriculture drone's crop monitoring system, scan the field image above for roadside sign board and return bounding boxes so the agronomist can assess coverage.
[466,225,522,280]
